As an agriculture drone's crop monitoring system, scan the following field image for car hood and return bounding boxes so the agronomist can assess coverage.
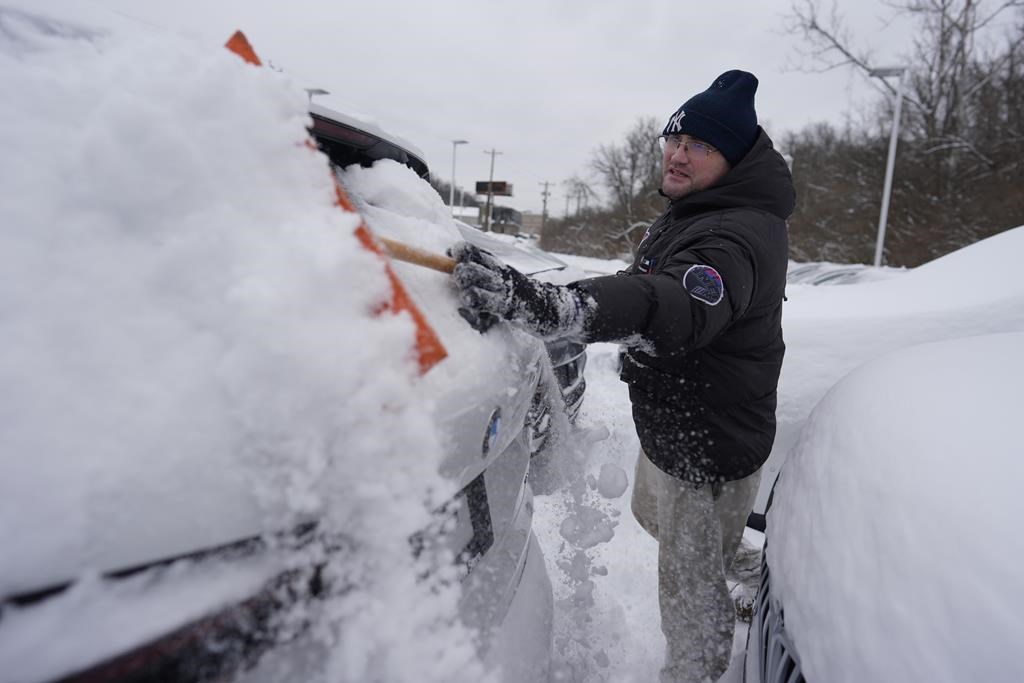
[455,222,567,276]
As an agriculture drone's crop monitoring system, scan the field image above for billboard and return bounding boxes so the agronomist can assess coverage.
[475,181,513,196]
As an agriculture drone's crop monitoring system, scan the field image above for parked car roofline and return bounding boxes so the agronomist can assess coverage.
[308,103,429,178]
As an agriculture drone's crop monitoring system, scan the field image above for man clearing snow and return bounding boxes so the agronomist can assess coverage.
[450,70,794,682]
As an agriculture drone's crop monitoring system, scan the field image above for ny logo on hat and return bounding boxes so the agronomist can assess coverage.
[667,109,686,133]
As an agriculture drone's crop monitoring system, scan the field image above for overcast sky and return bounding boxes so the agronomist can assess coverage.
[30,0,927,213]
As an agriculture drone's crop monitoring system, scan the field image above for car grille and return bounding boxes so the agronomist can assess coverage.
[528,340,587,456]
[748,552,806,683]
[553,350,586,421]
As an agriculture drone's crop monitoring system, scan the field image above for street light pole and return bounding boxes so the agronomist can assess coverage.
[449,140,468,217]
[870,66,907,268]
[483,148,502,232]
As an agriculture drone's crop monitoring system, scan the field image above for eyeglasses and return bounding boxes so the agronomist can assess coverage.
[659,135,717,159]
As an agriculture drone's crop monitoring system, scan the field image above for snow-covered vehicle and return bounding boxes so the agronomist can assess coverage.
[746,228,1024,531]
[0,10,557,683]
[308,105,587,447]
[744,226,1024,680]
[308,102,430,179]
[744,332,1024,682]
[785,260,904,286]
[449,220,587,449]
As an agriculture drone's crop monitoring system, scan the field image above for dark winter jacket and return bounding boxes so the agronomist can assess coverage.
[571,129,795,484]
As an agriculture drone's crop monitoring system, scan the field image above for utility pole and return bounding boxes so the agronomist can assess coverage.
[564,177,587,218]
[483,148,502,232]
[539,181,552,236]
[568,179,585,216]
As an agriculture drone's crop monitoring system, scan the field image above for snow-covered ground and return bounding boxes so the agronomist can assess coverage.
[528,261,761,683]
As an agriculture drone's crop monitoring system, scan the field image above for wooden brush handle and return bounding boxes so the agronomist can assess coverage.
[378,236,456,274]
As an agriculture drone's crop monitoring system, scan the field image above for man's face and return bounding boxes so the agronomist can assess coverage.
[660,135,731,200]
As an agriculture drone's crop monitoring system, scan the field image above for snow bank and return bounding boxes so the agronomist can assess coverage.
[769,332,1024,683]
[785,224,1024,320]
[0,9,479,682]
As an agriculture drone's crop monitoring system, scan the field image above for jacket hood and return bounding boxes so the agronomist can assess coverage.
[665,128,796,221]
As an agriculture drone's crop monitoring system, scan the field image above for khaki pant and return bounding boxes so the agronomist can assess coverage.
[631,449,761,683]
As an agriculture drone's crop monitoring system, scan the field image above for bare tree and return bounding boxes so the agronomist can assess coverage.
[785,0,1024,266]
[562,175,598,217]
[590,117,664,226]
[789,0,1022,152]
[428,176,479,207]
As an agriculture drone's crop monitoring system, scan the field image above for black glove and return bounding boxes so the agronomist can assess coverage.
[450,242,585,338]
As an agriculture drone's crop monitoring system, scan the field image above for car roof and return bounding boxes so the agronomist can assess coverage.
[308,103,429,178]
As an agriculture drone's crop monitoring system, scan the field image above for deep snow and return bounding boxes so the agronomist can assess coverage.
[0,11,482,683]
[770,332,1024,683]
[528,287,762,683]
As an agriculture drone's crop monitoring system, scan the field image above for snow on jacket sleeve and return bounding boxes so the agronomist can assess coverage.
[570,221,755,356]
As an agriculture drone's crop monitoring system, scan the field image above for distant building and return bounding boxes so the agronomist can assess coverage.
[520,212,545,237]
[460,202,525,234]
[489,205,522,235]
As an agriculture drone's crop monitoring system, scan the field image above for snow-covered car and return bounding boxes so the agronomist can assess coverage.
[744,332,1024,682]
[309,105,587,448]
[308,102,429,179]
[785,260,905,286]
[743,225,1024,679]
[449,220,587,448]
[0,10,555,683]
[746,227,1024,531]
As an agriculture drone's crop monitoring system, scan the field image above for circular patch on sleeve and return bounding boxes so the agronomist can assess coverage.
[683,264,725,306]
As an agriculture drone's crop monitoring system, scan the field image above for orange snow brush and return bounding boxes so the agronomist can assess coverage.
[224,30,447,374]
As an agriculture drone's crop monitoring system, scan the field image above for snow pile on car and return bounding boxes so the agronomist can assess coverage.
[768,332,1024,682]
[772,225,1024,459]
[0,9,480,682]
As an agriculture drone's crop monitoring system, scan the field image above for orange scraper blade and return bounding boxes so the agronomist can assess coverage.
[225,30,446,374]
[225,31,262,66]
[341,183,448,373]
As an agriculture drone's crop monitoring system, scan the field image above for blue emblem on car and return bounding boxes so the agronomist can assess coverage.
[482,408,501,458]
[683,264,724,305]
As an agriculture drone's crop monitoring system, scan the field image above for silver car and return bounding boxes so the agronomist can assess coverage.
[0,45,560,683]
[745,226,1024,681]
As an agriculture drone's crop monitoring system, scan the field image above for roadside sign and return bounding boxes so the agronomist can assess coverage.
[475,181,513,196]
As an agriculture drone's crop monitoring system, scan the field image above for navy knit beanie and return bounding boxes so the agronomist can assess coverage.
[662,70,759,167]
